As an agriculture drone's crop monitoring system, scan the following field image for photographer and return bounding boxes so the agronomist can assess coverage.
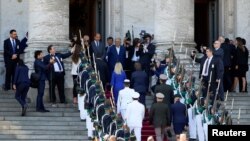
[129,38,141,72]
[137,34,156,76]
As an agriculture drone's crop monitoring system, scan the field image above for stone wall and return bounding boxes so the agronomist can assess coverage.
[0,0,29,85]
[235,0,250,82]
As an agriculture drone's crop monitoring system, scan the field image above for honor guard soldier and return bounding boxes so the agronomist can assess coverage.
[117,79,135,120]
[125,92,145,141]
[149,93,171,141]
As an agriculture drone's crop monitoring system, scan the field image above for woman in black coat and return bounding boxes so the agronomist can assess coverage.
[232,38,249,92]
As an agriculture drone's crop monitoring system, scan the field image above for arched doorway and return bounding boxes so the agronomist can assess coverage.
[195,0,219,49]
[69,0,105,41]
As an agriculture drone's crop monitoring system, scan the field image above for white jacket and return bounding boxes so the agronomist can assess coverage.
[117,87,135,113]
[125,100,145,128]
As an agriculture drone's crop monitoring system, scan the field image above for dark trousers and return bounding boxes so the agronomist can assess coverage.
[5,61,17,90]
[37,80,45,110]
[49,72,65,103]
[72,75,78,98]
[223,67,232,92]
[15,83,29,108]
[138,92,146,105]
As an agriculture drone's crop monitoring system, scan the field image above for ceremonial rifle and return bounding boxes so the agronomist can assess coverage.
[212,79,221,114]
[196,77,203,108]
[79,29,87,57]
[205,71,213,110]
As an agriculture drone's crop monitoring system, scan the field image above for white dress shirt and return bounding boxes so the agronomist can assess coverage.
[53,56,63,72]
[132,47,140,61]
[202,56,213,76]
[116,46,120,55]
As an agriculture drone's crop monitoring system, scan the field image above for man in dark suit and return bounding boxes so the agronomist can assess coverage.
[131,62,148,105]
[149,93,171,141]
[107,38,126,74]
[90,33,106,60]
[95,52,109,88]
[154,74,174,109]
[34,50,54,112]
[213,40,224,60]
[138,34,155,75]
[171,94,188,140]
[43,45,72,104]
[3,29,20,91]
[220,38,234,92]
[123,38,133,79]
[200,47,224,102]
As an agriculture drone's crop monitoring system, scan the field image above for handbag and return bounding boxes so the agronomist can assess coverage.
[30,72,40,88]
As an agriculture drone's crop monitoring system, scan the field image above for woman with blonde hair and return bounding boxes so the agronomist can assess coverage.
[110,62,127,104]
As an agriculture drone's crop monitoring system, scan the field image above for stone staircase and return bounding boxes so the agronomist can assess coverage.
[225,92,250,125]
[0,90,88,141]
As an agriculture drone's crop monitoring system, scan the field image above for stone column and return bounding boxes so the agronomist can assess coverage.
[154,0,195,61]
[25,0,71,103]
[223,0,235,39]
[154,0,199,79]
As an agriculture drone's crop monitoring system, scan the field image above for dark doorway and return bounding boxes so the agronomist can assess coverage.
[69,0,105,41]
[195,0,218,49]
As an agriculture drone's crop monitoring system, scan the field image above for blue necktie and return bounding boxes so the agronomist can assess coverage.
[12,39,16,53]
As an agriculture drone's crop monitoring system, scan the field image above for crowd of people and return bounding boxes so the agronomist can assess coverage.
[2,28,249,141]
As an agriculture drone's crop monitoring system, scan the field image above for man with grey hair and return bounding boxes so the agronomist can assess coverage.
[107,37,126,74]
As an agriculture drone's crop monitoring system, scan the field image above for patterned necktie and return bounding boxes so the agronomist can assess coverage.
[55,56,62,71]
[204,58,209,74]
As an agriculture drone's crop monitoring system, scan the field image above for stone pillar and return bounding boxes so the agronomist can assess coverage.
[154,0,195,63]
[223,0,235,39]
[25,0,71,103]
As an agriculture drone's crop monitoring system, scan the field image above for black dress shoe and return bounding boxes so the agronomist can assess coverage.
[23,106,28,116]
[37,109,50,113]
[21,108,25,116]
[44,109,50,112]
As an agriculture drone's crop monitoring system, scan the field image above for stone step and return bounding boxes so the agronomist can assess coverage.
[0,103,76,108]
[0,94,15,99]
[0,121,85,126]
[0,107,78,112]
[230,114,250,119]
[0,125,85,131]
[0,98,17,103]
[0,112,80,117]
[0,129,86,135]
[0,116,80,122]
[221,109,250,114]
[0,140,83,141]
[225,101,250,106]
[232,121,250,125]
[0,134,88,140]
